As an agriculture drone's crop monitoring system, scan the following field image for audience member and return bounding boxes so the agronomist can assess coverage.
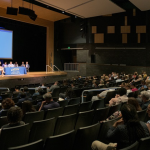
[138,80,147,90]
[109,88,128,106]
[47,81,59,93]
[38,93,60,111]
[13,86,22,98]
[92,104,149,149]
[140,91,150,110]
[1,107,25,129]
[16,92,32,107]
[23,86,31,98]
[125,83,132,95]
[130,83,138,92]
[22,100,36,115]
[0,98,15,116]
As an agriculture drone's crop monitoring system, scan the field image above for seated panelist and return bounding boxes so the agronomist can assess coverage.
[2,62,8,67]
[8,61,14,67]
[25,61,30,72]
[0,62,5,76]
[21,62,25,67]
[14,62,18,67]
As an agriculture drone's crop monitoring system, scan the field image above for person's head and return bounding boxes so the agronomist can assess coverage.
[120,82,126,88]
[54,81,58,85]
[125,83,131,90]
[65,88,76,98]
[141,80,146,85]
[128,97,142,111]
[23,86,29,92]
[15,86,20,91]
[7,107,23,124]
[5,62,7,65]
[20,92,26,98]
[138,75,142,79]
[22,100,35,115]
[41,83,45,86]
[141,91,150,102]
[10,61,12,64]
[121,104,146,143]
[71,83,75,87]
[2,98,15,109]
[147,84,150,90]
[38,88,43,95]
[26,61,28,64]
[100,80,104,84]
[118,88,127,96]
[22,61,24,64]
[43,93,52,102]
[130,83,136,89]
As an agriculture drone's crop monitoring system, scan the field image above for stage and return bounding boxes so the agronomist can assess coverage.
[0,71,67,88]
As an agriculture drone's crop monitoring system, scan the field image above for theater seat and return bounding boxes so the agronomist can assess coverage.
[44,130,75,150]
[8,139,44,150]
[0,124,30,150]
[73,123,100,150]
[29,118,56,142]
[119,141,139,150]
[54,113,77,135]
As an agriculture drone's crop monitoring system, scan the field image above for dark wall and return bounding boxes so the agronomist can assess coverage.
[54,10,150,70]
[0,17,46,71]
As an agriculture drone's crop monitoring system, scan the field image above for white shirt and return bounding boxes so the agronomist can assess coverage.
[99,89,115,98]
[8,64,14,67]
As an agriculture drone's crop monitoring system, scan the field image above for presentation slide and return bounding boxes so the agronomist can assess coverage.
[0,29,13,59]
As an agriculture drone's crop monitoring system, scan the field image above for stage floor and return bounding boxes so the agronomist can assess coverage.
[0,71,67,80]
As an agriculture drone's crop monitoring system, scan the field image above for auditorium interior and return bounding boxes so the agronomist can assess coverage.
[0,0,150,150]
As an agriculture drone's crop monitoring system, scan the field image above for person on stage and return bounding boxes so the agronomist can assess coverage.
[14,62,18,67]
[25,61,30,72]
[8,61,14,67]
[21,62,25,67]
[2,62,8,67]
[0,62,5,76]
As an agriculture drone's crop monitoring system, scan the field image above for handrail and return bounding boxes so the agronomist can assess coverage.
[81,87,120,103]
[46,65,54,73]
[53,65,61,71]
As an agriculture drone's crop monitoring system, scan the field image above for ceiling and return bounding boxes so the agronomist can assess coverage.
[0,0,69,22]
[36,0,125,18]
[129,0,150,11]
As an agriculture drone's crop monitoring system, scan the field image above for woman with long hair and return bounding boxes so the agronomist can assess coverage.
[92,104,149,149]
[22,100,35,115]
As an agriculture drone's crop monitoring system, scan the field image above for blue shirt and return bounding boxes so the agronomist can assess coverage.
[41,101,60,111]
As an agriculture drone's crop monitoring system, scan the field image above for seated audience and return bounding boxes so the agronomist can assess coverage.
[32,87,40,96]
[13,86,22,98]
[1,107,25,129]
[47,81,59,93]
[23,86,31,98]
[22,100,36,115]
[98,80,104,87]
[70,83,76,89]
[130,83,138,92]
[40,83,47,88]
[140,91,150,110]
[109,88,128,106]
[0,98,15,116]
[138,80,147,90]
[120,82,126,88]
[92,104,149,150]
[106,97,142,121]
[97,89,115,99]
[58,88,76,101]
[125,83,132,95]
[16,92,32,107]
[38,93,60,111]
[8,61,14,67]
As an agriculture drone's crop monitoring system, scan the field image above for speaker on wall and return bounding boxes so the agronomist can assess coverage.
[91,55,96,63]
[7,7,18,15]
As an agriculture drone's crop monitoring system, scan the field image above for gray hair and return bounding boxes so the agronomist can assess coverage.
[141,91,150,100]
[43,93,52,100]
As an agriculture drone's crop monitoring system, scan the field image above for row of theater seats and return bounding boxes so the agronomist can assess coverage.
[1,117,150,150]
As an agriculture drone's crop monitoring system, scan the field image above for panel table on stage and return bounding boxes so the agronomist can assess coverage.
[4,67,27,75]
